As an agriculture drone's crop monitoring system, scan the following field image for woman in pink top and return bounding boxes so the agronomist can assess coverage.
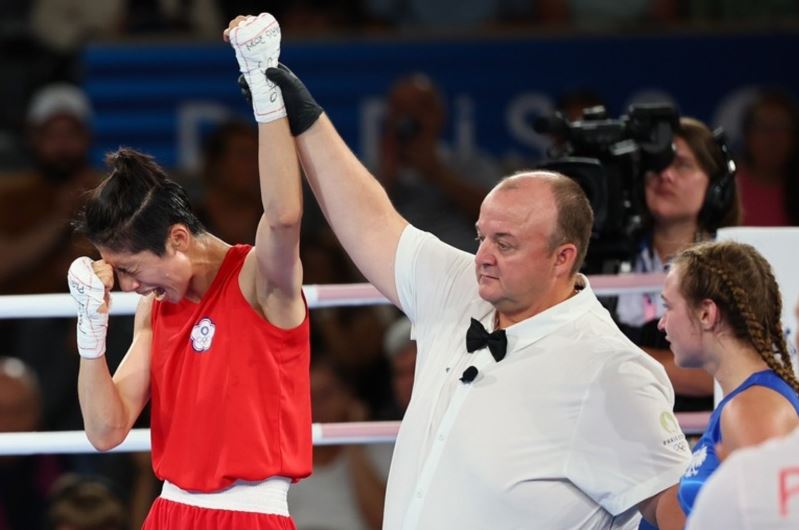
[736,90,799,226]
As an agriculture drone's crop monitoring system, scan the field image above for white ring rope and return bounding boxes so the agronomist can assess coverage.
[0,273,666,319]
[0,414,707,456]
[0,271,689,456]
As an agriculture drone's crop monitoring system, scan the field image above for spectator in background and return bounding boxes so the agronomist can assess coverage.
[116,0,219,37]
[736,89,799,226]
[300,226,357,287]
[0,357,62,530]
[289,356,392,530]
[30,0,224,46]
[215,0,364,34]
[364,0,534,31]
[274,0,366,33]
[536,0,678,29]
[48,474,128,530]
[301,226,395,417]
[195,119,261,245]
[0,84,154,529]
[611,117,740,412]
[13,306,157,530]
[376,73,498,252]
[29,0,124,54]
[0,82,98,295]
[0,83,112,434]
[311,302,394,417]
[0,0,79,172]
[685,0,799,25]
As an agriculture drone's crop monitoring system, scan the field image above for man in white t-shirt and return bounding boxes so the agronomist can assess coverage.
[686,427,799,530]
[263,62,691,529]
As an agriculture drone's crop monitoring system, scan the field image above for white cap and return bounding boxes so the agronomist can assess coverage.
[383,316,414,358]
[27,83,92,126]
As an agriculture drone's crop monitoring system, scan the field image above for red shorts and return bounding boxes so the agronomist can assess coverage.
[142,498,297,530]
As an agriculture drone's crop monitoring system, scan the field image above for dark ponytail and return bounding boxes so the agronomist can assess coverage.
[106,148,168,189]
[74,148,204,255]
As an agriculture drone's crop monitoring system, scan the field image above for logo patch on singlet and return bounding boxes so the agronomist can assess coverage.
[190,317,216,352]
[684,445,708,478]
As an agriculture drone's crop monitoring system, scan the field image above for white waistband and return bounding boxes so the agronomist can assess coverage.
[160,477,291,516]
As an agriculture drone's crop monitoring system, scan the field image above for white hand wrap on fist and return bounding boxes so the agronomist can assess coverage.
[229,13,286,123]
[67,257,109,359]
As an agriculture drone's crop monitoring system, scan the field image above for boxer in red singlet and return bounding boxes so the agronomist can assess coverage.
[67,13,310,529]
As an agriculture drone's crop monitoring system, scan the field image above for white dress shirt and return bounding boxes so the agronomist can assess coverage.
[383,225,691,530]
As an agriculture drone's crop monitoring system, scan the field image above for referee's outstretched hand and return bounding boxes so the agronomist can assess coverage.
[265,63,323,136]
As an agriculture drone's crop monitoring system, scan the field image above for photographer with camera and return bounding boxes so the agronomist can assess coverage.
[614,117,741,411]
[537,108,741,412]
[376,73,498,252]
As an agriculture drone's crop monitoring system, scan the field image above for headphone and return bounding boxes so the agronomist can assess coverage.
[698,128,737,230]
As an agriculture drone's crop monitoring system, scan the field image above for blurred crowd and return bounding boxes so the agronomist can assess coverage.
[4,0,798,52]
[0,2,798,529]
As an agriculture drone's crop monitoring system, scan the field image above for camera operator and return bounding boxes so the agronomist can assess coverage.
[614,117,741,411]
[376,73,499,252]
[537,108,741,411]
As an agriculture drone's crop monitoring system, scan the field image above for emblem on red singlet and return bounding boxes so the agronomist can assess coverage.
[190,317,216,352]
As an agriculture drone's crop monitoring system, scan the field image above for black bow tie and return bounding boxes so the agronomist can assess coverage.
[466,318,507,362]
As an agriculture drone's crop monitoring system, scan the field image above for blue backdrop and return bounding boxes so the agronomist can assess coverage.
[83,31,799,170]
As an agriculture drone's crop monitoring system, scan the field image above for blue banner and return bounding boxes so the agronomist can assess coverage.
[83,31,799,171]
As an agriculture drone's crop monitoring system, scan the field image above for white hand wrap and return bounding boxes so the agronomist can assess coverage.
[67,257,109,359]
[229,13,286,123]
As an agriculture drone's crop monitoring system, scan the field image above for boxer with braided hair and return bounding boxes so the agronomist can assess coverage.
[673,241,799,393]
[656,240,799,525]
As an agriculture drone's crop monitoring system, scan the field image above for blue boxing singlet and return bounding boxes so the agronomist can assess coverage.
[678,369,799,516]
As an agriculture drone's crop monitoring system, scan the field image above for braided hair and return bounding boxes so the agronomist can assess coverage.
[672,241,799,395]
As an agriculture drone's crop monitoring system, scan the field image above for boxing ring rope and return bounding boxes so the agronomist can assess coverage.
[0,271,709,456]
[0,414,709,456]
[0,422,402,456]
[0,273,667,319]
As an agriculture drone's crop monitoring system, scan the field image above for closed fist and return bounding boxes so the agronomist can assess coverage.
[91,259,114,313]
[67,256,111,358]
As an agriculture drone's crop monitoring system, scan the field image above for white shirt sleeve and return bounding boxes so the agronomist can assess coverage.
[686,456,746,530]
[565,354,691,515]
[393,224,475,328]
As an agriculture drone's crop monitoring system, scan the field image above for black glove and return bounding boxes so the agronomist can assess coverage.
[266,63,323,136]
[238,64,322,136]
[229,64,320,137]
[238,74,253,103]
